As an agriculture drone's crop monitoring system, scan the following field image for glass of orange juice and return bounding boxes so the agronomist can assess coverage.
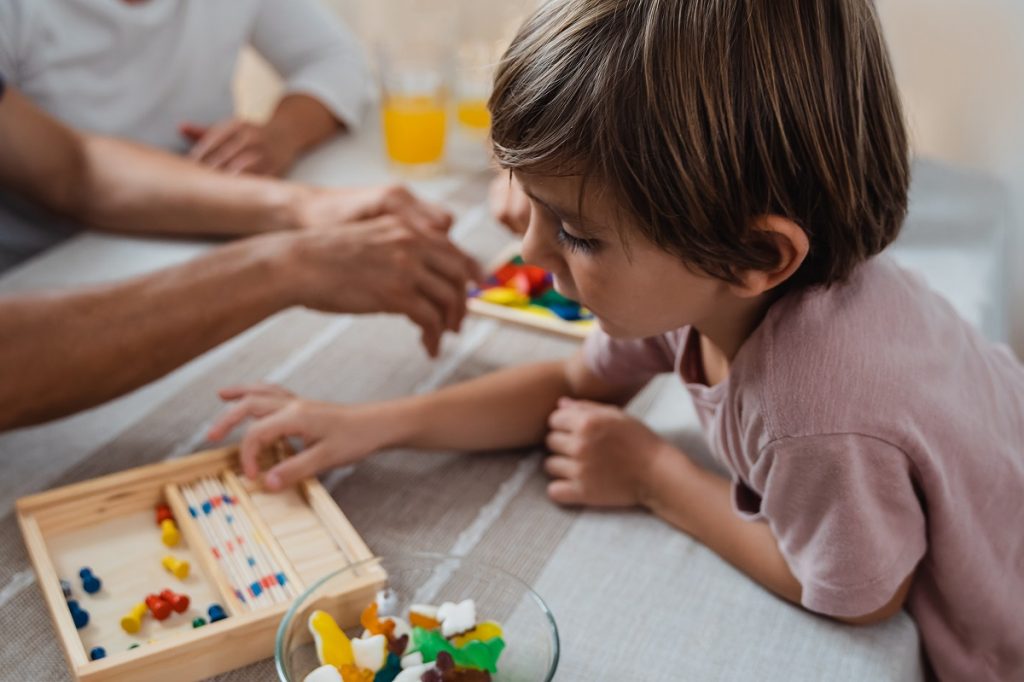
[379,56,448,173]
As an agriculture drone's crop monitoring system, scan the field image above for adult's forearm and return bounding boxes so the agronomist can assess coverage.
[74,134,310,237]
[643,450,804,605]
[265,93,342,159]
[0,235,293,430]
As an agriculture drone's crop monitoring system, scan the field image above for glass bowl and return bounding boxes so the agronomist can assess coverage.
[275,552,559,681]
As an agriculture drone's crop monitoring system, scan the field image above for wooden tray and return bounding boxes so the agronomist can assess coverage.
[16,445,385,682]
[467,242,595,340]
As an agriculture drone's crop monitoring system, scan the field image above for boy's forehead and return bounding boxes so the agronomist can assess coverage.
[514,172,616,232]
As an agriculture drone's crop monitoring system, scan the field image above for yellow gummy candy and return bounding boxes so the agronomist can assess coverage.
[453,620,504,648]
[478,287,529,307]
[309,610,354,668]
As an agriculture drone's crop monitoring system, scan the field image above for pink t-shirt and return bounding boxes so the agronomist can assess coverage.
[583,255,1024,681]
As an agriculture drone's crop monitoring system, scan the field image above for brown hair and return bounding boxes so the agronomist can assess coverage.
[490,0,910,288]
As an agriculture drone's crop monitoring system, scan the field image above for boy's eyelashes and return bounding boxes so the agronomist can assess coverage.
[556,224,599,254]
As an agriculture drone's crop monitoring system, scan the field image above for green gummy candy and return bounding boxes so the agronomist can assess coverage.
[510,255,525,265]
[412,627,506,674]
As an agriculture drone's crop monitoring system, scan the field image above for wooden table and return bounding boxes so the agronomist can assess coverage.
[0,125,925,680]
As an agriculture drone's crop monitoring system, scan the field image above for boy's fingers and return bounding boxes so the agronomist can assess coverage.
[238,408,304,480]
[547,479,583,506]
[206,395,286,442]
[544,431,578,456]
[543,454,580,480]
[264,444,327,491]
[548,405,587,433]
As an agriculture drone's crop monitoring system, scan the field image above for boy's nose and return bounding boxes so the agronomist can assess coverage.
[521,222,560,273]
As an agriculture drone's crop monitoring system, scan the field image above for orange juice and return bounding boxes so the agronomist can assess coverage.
[456,98,491,131]
[382,96,447,165]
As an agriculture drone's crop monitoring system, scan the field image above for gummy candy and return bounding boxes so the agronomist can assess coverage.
[309,610,354,668]
[452,622,503,648]
[411,628,505,674]
[373,653,403,682]
[340,664,374,682]
[352,634,387,673]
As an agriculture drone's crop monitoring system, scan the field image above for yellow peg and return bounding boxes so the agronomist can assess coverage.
[161,555,190,580]
[160,519,180,547]
[120,602,148,634]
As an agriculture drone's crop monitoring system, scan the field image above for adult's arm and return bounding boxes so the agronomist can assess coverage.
[0,86,450,239]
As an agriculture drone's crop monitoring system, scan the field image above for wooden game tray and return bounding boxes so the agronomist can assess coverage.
[16,445,385,682]
[467,242,595,340]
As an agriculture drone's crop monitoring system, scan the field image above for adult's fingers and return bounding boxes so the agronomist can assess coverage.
[421,237,483,290]
[188,120,242,162]
[224,150,263,175]
[263,443,328,491]
[395,295,444,357]
[206,395,288,442]
[206,129,254,169]
[414,265,464,332]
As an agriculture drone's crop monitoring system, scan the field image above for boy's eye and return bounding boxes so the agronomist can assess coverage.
[556,224,599,254]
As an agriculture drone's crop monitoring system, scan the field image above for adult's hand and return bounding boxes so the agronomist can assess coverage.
[275,217,482,356]
[298,184,453,235]
[182,119,295,176]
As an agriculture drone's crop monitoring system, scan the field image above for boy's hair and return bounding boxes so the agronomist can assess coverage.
[490,0,910,288]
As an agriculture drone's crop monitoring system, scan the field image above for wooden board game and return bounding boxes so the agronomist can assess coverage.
[16,444,385,682]
[467,242,595,340]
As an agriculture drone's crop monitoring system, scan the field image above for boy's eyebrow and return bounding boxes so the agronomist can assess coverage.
[520,187,605,235]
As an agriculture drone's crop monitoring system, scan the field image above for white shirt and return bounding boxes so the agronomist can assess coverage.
[0,0,370,153]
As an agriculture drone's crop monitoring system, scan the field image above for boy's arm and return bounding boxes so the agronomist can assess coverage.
[210,348,640,488]
[387,350,636,452]
[642,448,913,624]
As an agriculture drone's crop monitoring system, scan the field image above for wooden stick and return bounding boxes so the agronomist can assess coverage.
[222,470,305,597]
[163,483,246,616]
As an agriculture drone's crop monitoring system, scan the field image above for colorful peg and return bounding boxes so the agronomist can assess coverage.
[155,503,174,526]
[79,567,101,594]
[120,602,148,634]
[145,593,172,621]
[160,519,180,547]
[89,647,106,661]
[161,555,190,580]
[160,588,190,613]
[191,617,206,628]
[207,603,227,623]
[67,600,89,629]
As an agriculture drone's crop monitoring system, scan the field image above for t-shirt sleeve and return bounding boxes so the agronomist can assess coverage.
[750,433,927,618]
[581,328,676,397]
[250,0,371,130]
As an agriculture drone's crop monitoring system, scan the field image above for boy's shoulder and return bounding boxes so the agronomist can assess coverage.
[736,255,988,445]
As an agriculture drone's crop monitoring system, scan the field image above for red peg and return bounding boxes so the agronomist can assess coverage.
[159,588,190,614]
[155,504,174,526]
[145,593,172,620]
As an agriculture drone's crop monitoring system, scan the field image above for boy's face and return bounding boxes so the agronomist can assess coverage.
[516,173,732,339]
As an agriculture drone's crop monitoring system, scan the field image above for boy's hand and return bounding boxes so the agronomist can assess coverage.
[206,383,388,491]
[544,397,669,508]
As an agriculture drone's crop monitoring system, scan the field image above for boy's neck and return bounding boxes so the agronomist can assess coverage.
[696,293,776,365]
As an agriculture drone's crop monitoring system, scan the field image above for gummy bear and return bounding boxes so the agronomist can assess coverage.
[309,610,355,668]
[452,622,503,648]
[340,664,374,682]
[409,612,441,631]
[410,629,505,674]
[361,603,396,639]
[373,653,403,682]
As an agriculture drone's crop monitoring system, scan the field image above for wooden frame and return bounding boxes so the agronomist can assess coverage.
[467,242,595,340]
[16,445,385,682]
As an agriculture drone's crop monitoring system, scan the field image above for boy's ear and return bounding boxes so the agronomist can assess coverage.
[730,215,810,298]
